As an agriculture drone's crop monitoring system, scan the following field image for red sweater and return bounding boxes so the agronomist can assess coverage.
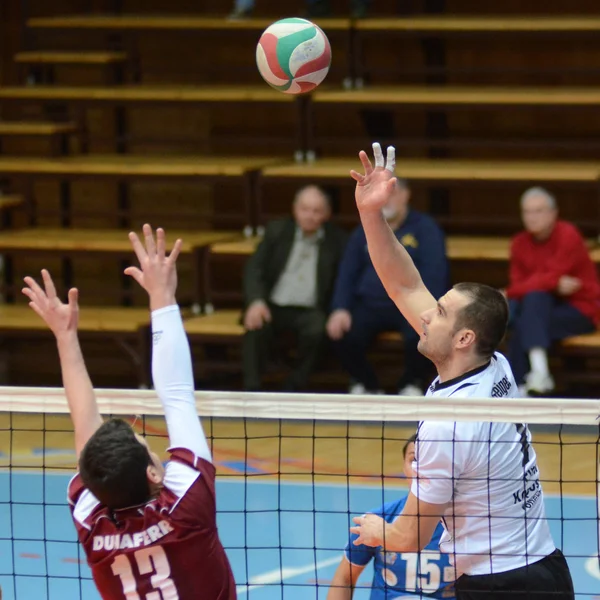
[507,221,600,324]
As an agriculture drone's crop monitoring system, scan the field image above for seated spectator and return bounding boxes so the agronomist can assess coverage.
[242,185,347,392]
[507,187,600,395]
[228,0,369,19]
[326,435,455,600]
[326,179,448,395]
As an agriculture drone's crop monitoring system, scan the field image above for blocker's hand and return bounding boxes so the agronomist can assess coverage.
[350,513,386,547]
[125,224,182,308]
[351,143,398,215]
[22,269,79,339]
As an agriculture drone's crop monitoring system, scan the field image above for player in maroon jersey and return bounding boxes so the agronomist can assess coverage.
[22,224,236,600]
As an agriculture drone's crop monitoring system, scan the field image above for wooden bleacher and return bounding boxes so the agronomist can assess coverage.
[261,158,600,183]
[0,228,239,308]
[313,85,600,107]
[14,51,128,65]
[2,5,600,391]
[26,15,352,31]
[355,16,600,33]
[0,154,283,177]
[0,121,76,136]
[0,85,294,104]
[0,304,152,387]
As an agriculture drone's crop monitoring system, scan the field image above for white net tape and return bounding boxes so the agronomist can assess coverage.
[2,386,600,425]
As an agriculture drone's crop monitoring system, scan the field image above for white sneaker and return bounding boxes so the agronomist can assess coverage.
[348,383,385,395]
[524,371,555,395]
[398,384,424,397]
[349,383,366,395]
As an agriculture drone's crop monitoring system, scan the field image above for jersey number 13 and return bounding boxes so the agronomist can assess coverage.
[111,547,180,599]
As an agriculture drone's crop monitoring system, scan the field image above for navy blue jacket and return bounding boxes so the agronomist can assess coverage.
[330,210,449,311]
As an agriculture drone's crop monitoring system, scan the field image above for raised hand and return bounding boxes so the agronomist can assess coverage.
[351,143,398,214]
[125,224,183,310]
[22,269,79,339]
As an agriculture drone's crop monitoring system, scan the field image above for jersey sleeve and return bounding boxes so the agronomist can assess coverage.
[344,533,375,566]
[151,305,211,463]
[411,422,462,505]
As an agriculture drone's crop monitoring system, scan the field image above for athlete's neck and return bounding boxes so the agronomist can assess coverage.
[436,354,490,384]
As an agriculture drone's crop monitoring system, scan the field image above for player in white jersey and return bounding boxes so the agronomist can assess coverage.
[349,144,574,600]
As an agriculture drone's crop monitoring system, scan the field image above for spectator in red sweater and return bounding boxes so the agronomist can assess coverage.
[507,187,600,395]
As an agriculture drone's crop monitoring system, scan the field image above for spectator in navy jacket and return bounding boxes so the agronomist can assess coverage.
[326,179,449,395]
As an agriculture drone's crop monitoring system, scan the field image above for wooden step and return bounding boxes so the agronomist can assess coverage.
[313,85,600,107]
[262,158,600,183]
[0,121,76,136]
[14,51,127,65]
[0,154,284,178]
[356,15,600,33]
[0,304,150,333]
[0,228,238,253]
[0,195,23,210]
[26,15,350,32]
[0,84,292,104]
[184,310,244,337]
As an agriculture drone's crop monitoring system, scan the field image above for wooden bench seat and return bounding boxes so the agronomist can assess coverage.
[0,228,239,309]
[0,84,293,104]
[184,310,244,338]
[355,16,600,33]
[0,304,152,386]
[0,304,149,332]
[261,158,600,183]
[209,235,517,261]
[314,85,600,107]
[26,15,351,31]
[0,121,76,136]
[0,154,283,178]
[14,51,128,65]
[0,227,236,253]
[0,195,23,210]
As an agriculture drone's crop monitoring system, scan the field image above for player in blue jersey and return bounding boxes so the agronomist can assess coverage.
[327,435,455,600]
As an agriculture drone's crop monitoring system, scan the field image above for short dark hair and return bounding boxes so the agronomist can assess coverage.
[452,282,509,360]
[402,434,417,457]
[79,419,153,510]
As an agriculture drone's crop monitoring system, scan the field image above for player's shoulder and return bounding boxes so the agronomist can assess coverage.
[556,220,585,242]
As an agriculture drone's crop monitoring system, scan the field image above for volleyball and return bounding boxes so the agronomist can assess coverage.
[256,18,331,95]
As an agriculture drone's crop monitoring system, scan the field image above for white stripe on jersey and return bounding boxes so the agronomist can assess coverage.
[412,352,556,577]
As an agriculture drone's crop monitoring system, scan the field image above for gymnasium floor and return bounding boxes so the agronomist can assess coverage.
[0,414,598,599]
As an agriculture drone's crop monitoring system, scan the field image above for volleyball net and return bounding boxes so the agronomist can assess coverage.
[0,387,599,599]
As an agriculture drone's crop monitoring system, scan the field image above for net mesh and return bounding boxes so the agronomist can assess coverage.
[0,387,599,599]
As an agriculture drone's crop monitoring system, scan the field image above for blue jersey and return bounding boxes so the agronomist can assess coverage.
[345,496,455,599]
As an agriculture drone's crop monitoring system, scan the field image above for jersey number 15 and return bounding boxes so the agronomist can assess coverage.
[112,547,179,599]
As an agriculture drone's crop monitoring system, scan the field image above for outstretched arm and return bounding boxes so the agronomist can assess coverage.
[351,143,437,333]
[125,224,211,462]
[326,558,365,600]
[22,270,102,458]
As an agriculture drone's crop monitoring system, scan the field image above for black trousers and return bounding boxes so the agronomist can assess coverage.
[242,304,326,392]
[333,302,431,391]
[455,549,574,600]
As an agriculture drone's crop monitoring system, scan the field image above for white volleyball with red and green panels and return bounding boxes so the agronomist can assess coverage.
[256,18,331,94]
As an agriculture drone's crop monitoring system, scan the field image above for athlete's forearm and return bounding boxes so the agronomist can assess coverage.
[56,331,102,457]
[360,210,423,296]
[326,562,357,600]
[151,305,211,460]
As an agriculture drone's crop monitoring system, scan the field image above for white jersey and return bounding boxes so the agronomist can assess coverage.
[411,352,556,577]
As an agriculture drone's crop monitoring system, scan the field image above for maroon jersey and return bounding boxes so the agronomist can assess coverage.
[68,447,236,600]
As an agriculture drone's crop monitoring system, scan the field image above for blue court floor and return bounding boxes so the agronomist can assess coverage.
[0,473,598,600]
